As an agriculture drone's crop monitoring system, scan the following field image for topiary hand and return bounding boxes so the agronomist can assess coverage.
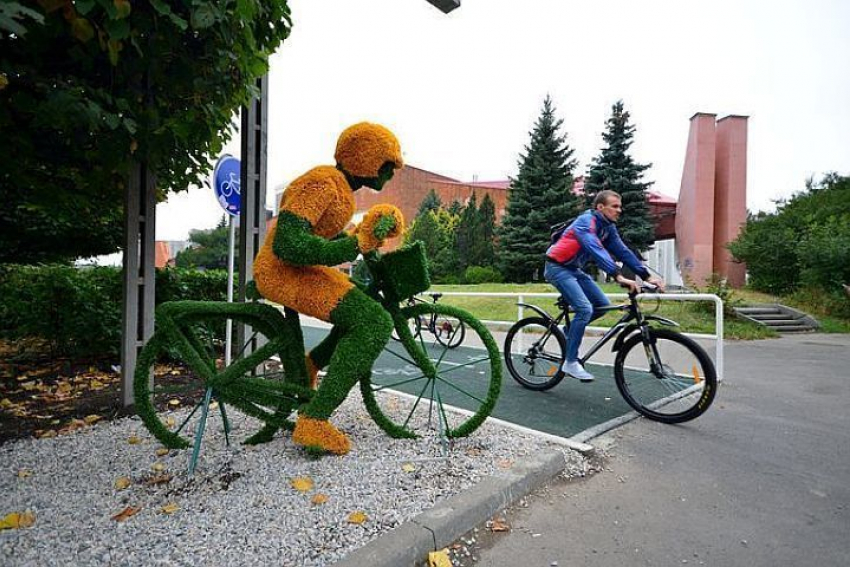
[356,204,404,252]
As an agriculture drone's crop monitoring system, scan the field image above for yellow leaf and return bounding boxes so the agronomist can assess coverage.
[90,380,105,390]
[0,398,13,408]
[84,414,102,425]
[290,477,314,492]
[37,430,57,439]
[496,458,514,470]
[347,511,368,525]
[111,506,141,522]
[402,462,416,473]
[488,516,510,532]
[160,503,179,515]
[17,469,32,479]
[310,493,329,506]
[128,435,141,445]
[114,477,132,490]
[168,399,181,407]
[165,416,176,428]
[155,448,170,457]
[209,401,219,410]
[0,511,36,530]
[428,549,453,567]
[151,463,165,472]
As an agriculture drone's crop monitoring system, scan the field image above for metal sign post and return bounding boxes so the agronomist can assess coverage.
[212,154,241,366]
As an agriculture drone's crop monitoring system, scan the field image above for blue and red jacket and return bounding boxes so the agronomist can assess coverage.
[546,210,650,279]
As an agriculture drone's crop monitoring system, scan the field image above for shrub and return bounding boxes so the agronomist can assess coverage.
[463,266,504,284]
[0,265,228,358]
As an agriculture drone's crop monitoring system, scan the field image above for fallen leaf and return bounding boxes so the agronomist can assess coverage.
[151,463,165,472]
[290,477,314,492]
[114,476,132,490]
[164,416,176,428]
[428,549,453,567]
[0,511,36,530]
[143,473,173,486]
[311,493,329,505]
[402,462,416,473]
[497,458,514,469]
[209,401,219,410]
[36,430,57,439]
[111,506,141,522]
[155,448,170,457]
[168,399,181,407]
[488,516,511,532]
[127,435,141,445]
[90,380,105,390]
[347,511,368,524]
[17,469,32,479]
[160,503,179,515]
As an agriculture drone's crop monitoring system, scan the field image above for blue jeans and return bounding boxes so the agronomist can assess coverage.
[544,262,611,363]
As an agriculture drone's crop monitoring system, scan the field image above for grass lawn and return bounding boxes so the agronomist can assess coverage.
[426,282,776,340]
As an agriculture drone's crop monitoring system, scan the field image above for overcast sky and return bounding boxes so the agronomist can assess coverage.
[156,0,850,241]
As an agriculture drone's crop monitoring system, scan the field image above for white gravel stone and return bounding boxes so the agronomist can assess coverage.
[0,390,586,566]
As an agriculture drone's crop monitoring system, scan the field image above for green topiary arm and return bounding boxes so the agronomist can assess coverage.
[273,211,359,266]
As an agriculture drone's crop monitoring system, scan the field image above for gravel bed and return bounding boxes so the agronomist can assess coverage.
[1,390,588,566]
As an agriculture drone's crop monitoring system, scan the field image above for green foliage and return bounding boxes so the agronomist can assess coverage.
[498,96,581,282]
[417,189,443,215]
[405,207,459,282]
[463,265,504,284]
[175,217,233,269]
[729,173,850,294]
[0,0,292,263]
[583,100,655,252]
[0,264,228,357]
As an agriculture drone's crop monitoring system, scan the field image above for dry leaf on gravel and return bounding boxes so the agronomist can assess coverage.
[428,549,453,567]
[155,448,169,457]
[111,506,141,522]
[143,473,173,486]
[488,516,511,532]
[127,435,141,445]
[114,477,132,490]
[17,469,32,479]
[160,503,179,515]
[311,493,329,505]
[0,511,36,530]
[290,477,314,492]
[402,462,416,473]
[347,511,368,524]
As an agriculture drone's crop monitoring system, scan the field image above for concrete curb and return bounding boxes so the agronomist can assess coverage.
[330,448,566,567]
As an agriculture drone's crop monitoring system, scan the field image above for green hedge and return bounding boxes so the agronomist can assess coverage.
[0,265,228,358]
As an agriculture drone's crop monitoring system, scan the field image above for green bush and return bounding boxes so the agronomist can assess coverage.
[463,265,505,284]
[729,173,850,294]
[0,265,228,358]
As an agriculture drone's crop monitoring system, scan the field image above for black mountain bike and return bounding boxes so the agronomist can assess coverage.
[503,284,717,424]
[392,292,466,348]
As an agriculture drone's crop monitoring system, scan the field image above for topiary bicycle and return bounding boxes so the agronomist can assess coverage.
[133,242,501,472]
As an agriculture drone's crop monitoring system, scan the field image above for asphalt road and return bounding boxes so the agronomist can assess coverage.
[452,333,850,567]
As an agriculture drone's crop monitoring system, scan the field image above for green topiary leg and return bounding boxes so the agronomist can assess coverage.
[308,325,344,370]
[299,288,393,420]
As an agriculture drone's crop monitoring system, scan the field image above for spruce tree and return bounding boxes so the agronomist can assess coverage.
[498,96,581,282]
[476,194,497,268]
[455,193,479,272]
[417,189,443,216]
[584,100,655,253]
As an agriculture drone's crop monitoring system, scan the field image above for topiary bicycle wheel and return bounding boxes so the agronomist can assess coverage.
[133,301,312,451]
[360,303,501,439]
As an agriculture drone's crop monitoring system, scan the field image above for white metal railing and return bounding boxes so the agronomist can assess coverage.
[430,291,724,381]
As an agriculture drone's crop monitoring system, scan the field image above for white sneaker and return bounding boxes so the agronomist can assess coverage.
[561,360,595,382]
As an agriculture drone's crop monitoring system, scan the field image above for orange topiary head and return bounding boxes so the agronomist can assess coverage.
[334,122,403,179]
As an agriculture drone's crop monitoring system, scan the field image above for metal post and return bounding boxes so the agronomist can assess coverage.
[236,74,269,352]
[121,161,157,407]
[225,215,236,366]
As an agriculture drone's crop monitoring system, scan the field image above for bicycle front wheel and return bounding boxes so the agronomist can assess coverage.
[361,303,501,439]
[504,317,566,391]
[614,328,717,423]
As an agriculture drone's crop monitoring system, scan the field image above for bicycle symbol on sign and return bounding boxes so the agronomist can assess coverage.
[220,172,240,198]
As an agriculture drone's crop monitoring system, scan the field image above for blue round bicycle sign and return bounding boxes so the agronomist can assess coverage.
[212,155,241,216]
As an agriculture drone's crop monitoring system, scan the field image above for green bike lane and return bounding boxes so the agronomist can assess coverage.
[302,324,636,439]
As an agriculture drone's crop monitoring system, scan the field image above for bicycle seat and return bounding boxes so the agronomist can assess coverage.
[430,292,443,301]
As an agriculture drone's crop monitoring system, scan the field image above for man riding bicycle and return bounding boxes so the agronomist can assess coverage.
[545,190,665,382]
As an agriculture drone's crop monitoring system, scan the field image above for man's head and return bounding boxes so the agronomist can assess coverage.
[335,122,403,191]
[593,190,622,223]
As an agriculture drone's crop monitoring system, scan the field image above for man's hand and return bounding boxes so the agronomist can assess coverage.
[646,275,666,292]
[615,274,640,294]
[356,204,405,253]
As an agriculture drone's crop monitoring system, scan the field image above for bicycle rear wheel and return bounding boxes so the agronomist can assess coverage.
[134,302,311,449]
[361,303,501,439]
[433,312,466,349]
[504,317,566,391]
[614,328,717,423]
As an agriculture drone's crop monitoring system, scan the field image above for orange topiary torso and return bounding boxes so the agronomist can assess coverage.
[254,166,356,320]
